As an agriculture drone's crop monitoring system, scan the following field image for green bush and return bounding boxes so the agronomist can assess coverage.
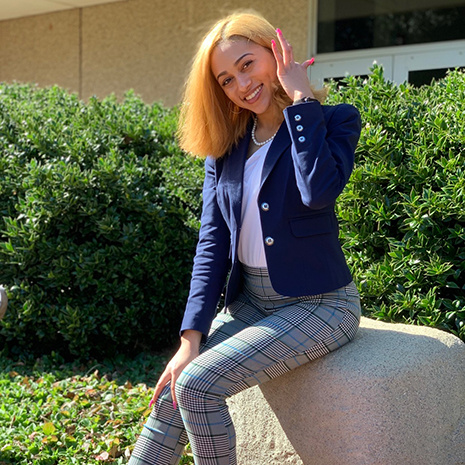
[328,66,464,340]
[0,84,201,357]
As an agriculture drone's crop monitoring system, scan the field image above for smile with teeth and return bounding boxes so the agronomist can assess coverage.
[245,85,263,101]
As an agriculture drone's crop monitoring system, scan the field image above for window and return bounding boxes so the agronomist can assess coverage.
[318,0,465,53]
[409,67,459,86]
[310,0,465,85]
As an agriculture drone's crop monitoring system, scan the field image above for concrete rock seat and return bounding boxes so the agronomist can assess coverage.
[227,317,465,465]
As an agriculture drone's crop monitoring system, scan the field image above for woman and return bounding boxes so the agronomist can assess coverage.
[129,11,361,465]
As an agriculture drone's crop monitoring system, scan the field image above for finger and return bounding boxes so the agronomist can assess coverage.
[276,28,293,66]
[303,57,315,68]
[271,39,283,65]
[149,372,170,408]
[149,386,162,408]
[271,39,285,76]
[275,29,288,64]
[171,375,178,409]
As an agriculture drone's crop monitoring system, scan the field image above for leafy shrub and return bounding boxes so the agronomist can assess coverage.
[328,66,465,341]
[0,84,201,357]
[0,352,169,464]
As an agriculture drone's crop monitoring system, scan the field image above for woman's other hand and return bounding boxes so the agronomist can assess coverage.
[271,28,315,102]
[149,329,202,409]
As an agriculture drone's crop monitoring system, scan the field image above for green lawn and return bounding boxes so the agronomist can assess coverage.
[0,351,193,464]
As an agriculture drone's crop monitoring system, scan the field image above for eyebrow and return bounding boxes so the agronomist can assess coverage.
[216,53,254,81]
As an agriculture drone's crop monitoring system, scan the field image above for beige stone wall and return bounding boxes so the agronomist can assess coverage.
[0,0,310,106]
[0,10,81,93]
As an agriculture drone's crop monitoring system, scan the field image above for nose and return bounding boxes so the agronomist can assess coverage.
[237,74,251,92]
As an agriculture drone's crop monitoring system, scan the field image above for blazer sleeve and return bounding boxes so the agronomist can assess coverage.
[180,156,231,340]
[283,102,361,209]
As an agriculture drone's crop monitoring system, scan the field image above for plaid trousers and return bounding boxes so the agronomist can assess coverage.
[129,265,361,465]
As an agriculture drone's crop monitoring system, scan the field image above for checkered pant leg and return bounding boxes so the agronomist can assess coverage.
[174,271,361,465]
[128,383,188,465]
[128,267,360,465]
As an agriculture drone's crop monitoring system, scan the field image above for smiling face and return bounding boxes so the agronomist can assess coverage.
[211,39,279,118]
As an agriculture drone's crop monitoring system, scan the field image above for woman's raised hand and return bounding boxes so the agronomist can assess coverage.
[149,329,202,410]
[271,28,315,102]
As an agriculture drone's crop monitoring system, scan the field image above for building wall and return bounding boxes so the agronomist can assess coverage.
[0,0,310,106]
[0,10,81,93]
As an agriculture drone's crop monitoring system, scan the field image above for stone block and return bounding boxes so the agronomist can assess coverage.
[226,317,465,465]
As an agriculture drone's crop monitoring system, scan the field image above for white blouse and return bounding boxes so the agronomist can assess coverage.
[237,141,271,268]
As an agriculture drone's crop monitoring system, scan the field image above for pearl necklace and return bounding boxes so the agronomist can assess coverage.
[251,117,279,146]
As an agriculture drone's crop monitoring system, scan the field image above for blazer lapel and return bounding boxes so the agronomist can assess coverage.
[217,129,250,229]
[260,123,291,189]
[217,120,290,227]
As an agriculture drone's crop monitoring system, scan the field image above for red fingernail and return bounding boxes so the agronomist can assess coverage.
[276,28,281,35]
[309,57,315,65]
[271,39,276,47]
[173,401,177,410]
[149,400,153,408]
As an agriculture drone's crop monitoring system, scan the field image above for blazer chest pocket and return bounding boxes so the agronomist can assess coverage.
[290,214,335,237]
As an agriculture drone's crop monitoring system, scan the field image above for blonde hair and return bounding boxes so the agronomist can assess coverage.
[178,11,327,159]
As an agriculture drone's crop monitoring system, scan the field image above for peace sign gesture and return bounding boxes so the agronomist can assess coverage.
[271,28,315,102]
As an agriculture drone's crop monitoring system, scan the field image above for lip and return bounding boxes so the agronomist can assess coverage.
[244,84,263,104]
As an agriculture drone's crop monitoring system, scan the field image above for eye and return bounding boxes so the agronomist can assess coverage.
[242,60,253,70]
[221,77,232,87]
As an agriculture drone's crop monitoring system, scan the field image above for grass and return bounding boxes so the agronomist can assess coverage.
[0,351,194,464]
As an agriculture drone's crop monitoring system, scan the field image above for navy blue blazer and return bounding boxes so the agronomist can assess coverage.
[180,101,361,339]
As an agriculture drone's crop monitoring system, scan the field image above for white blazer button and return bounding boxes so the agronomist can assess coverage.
[296,125,304,132]
[265,237,274,246]
[298,136,306,143]
[294,114,302,121]
[261,202,270,211]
